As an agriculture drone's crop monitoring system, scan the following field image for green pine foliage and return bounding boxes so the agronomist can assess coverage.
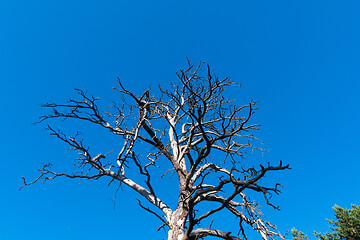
[314,204,360,240]
[291,228,308,240]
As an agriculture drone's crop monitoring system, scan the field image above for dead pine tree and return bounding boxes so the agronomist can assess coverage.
[21,60,290,240]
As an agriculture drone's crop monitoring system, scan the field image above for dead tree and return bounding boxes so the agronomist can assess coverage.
[21,60,290,240]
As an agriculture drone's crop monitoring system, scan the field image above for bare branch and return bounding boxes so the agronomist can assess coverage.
[190,228,244,240]
[137,199,169,227]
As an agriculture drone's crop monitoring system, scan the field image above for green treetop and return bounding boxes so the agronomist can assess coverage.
[315,204,360,240]
[291,228,308,240]
[292,204,360,240]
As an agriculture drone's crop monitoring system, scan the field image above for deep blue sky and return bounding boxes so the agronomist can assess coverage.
[1,1,360,239]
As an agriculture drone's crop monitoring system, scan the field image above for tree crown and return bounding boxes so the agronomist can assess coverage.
[22,61,289,240]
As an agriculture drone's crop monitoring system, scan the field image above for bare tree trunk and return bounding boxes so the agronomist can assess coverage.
[168,206,188,240]
[167,174,189,240]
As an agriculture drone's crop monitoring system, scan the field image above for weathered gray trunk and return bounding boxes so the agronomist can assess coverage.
[167,177,190,240]
[167,114,191,240]
[167,206,188,240]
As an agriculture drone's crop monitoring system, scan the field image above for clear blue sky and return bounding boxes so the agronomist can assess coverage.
[1,1,360,239]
